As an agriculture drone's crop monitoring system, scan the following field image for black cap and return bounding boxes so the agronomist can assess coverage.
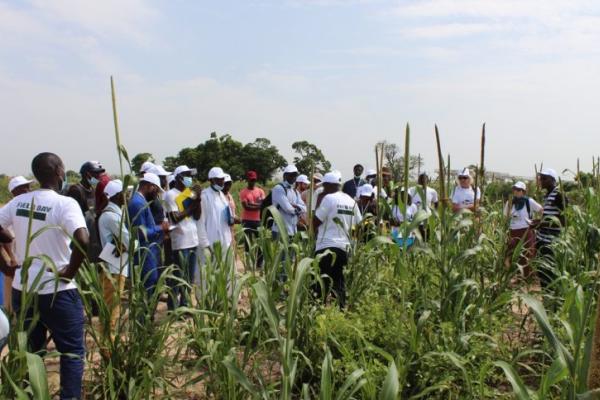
[80,161,105,175]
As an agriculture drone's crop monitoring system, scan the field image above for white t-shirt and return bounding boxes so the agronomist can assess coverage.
[504,198,543,230]
[0,190,87,294]
[391,204,419,223]
[164,188,199,250]
[451,186,481,209]
[315,191,362,251]
[408,186,439,210]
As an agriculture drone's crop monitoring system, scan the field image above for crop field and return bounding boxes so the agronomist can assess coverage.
[2,125,600,399]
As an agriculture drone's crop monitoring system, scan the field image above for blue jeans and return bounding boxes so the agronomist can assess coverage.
[167,248,197,310]
[12,288,85,400]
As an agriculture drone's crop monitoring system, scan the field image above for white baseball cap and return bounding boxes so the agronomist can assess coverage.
[141,172,164,191]
[458,168,471,178]
[358,184,374,197]
[296,174,310,184]
[283,165,298,174]
[8,176,34,193]
[539,168,559,182]
[513,181,527,191]
[313,172,323,182]
[322,172,342,185]
[208,166,226,179]
[174,165,197,177]
[148,165,170,177]
[104,179,124,198]
[224,174,232,183]
[140,161,155,174]
[365,169,376,177]
[167,174,175,186]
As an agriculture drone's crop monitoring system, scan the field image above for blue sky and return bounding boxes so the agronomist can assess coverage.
[1,0,600,179]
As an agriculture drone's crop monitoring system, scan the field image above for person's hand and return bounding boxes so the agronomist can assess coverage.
[58,265,77,280]
[161,221,171,233]
[529,219,541,229]
[112,243,127,257]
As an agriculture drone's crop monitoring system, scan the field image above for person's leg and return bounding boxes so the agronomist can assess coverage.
[12,289,48,354]
[522,229,537,278]
[40,289,85,400]
[142,246,160,297]
[167,249,184,310]
[536,240,555,289]
[181,248,197,307]
[314,249,333,302]
[329,248,348,309]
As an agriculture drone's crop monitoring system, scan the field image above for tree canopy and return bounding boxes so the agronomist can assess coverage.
[131,152,154,174]
[291,140,331,175]
[164,133,286,182]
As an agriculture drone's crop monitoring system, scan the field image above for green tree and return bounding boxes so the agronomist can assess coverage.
[131,152,154,173]
[240,138,287,183]
[379,141,423,183]
[291,141,331,175]
[163,133,286,182]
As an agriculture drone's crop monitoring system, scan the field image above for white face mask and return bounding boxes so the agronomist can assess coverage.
[89,177,99,186]
[61,174,68,192]
[212,184,224,192]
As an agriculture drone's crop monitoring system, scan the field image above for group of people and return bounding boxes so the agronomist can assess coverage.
[0,152,567,399]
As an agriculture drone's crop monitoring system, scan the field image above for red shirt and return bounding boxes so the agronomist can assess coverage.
[239,187,265,222]
[95,174,111,213]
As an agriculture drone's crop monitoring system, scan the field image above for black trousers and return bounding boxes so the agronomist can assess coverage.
[242,220,263,267]
[314,247,348,308]
[536,240,556,288]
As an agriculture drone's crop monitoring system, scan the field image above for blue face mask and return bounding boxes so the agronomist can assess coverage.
[89,177,99,186]
[183,176,193,188]
[212,184,224,192]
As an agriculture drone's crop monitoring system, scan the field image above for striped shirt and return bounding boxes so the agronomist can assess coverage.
[536,187,566,245]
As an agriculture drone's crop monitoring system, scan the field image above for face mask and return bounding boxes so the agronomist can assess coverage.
[61,175,68,192]
[89,177,99,186]
[212,184,224,192]
[182,176,193,188]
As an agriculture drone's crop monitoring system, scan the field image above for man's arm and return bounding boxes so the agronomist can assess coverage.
[0,227,12,243]
[272,185,296,215]
[58,227,89,280]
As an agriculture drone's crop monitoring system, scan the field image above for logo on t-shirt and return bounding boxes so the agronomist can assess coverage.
[336,204,355,216]
[15,201,52,221]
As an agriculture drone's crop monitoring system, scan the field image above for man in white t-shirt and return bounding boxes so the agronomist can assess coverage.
[164,165,201,310]
[451,168,481,213]
[0,152,89,400]
[313,172,362,308]
[1,176,33,311]
[409,172,439,211]
[409,172,439,239]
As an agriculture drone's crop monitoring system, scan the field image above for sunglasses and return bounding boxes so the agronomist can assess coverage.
[458,176,469,180]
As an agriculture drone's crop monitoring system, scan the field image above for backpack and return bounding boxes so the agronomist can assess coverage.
[260,183,288,227]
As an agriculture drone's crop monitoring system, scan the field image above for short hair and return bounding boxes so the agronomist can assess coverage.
[354,164,363,169]
[31,152,63,183]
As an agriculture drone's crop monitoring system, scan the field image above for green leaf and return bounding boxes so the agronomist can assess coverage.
[379,361,399,400]
[26,352,50,400]
[222,354,257,393]
[494,361,532,400]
